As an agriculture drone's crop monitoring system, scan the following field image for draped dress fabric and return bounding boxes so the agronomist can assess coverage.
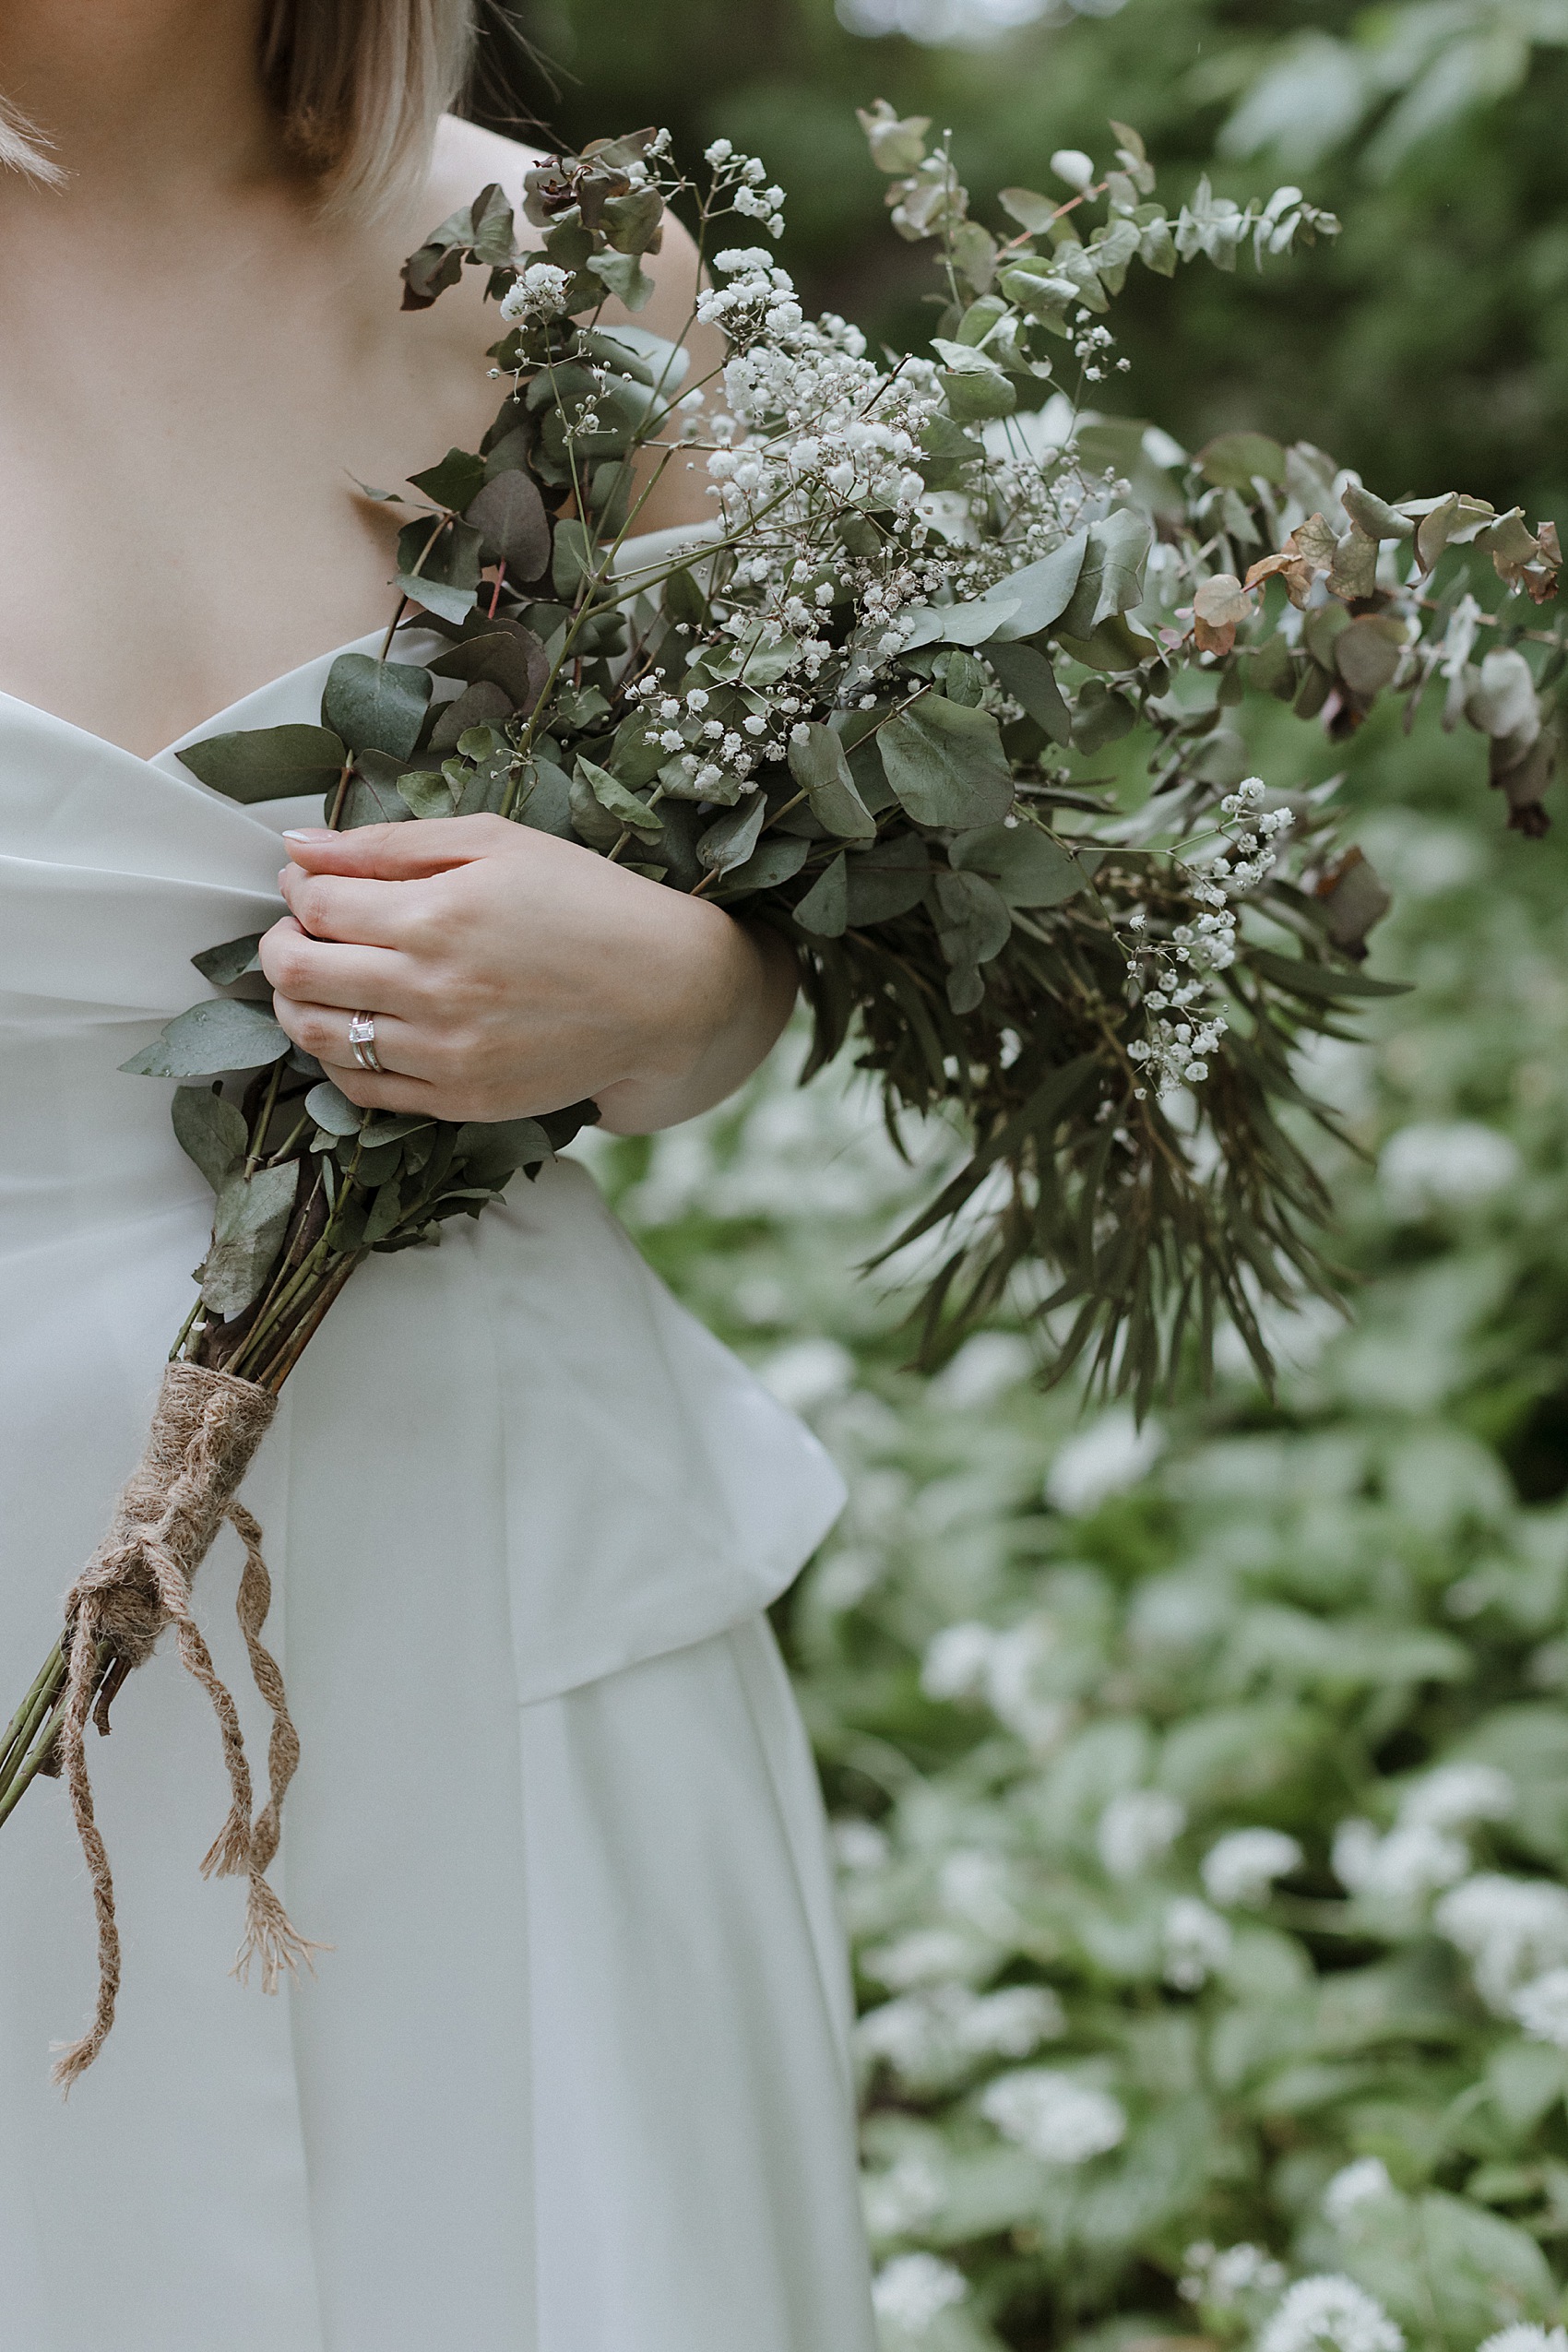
[0,625,878,2352]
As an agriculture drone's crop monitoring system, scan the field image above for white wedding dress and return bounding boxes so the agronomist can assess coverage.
[0,622,878,2351]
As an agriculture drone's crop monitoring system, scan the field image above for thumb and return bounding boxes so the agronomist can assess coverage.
[279,816,500,882]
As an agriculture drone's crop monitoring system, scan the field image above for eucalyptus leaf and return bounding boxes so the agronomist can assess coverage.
[951,822,1097,908]
[696,795,766,875]
[464,469,552,577]
[172,1086,248,1192]
[985,640,1072,742]
[305,1081,366,1136]
[122,997,290,1079]
[587,250,656,311]
[200,1160,299,1316]
[1057,509,1154,638]
[178,724,346,804]
[845,835,931,923]
[787,724,877,840]
[575,756,663,838]
[879,696,1015,831]
[795,851,849,937]
[407,447,486,512]
[191,932,264,986]
[322,653,433,760]
[714,834,810,896]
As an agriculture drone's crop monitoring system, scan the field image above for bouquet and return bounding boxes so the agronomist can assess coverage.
[4,111,1558,2084]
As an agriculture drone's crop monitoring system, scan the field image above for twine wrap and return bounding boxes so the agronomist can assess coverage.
[53,1362,318,2090]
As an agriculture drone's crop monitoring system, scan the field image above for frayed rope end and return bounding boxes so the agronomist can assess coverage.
[200,1805,254,1881]
[232,1873,329,1996]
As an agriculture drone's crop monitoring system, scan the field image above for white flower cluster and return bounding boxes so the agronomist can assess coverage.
[979,2067,1126,2163]
[1258,2275,1404,2352]
[496,260,572,324]
[871,2251,969,2334]
[1180,2239,1287,2310]
[921,1615,1066,1751]
[1433,1871,1568,2012]
[1097,1788,1185,1880]
[702,138,787,239]
[856,1978,1064,2086]
[1511,1964,1568,2049]
[1124,778,1293,1097]
[1323,2156,1396,2227]
[862,2151,944,2240]
[1163,1895,1232,1990]
[1202,1826,1303,1908]
[1333,1763,1515,1909]
[1476,2328,1568,2352]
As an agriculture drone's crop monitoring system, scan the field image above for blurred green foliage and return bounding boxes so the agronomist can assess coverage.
[504,0,1568,516]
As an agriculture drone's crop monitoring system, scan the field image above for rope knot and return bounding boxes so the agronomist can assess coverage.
[51,1362,317,2091]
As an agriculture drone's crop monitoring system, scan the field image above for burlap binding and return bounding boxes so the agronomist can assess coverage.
[53,1361,319,2090]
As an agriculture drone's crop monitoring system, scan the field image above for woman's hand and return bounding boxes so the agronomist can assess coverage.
[259,817,797,1134]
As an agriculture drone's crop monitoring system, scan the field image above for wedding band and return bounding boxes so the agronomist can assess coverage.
[348,1013,384,1074]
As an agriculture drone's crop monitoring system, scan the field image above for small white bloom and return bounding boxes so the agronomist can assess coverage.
[1046,1408,1163,1515]
[1332,1819,1468,1904]
[1163,1896,1231,1990]
[704,137,734,164]
[872,2252,968,2333]
[956,1984,1064,2058]
[1435,1873,1568,2010]
[496,260,572,322]
[1202,1828,1303,1909]
[862,2154,944,2240]
[1258,2275,1404,2352]
[1323,2156,1395,2226]
[921,1622,994,1703]
[831,1818,889,1873]
[980,2068,1125,2164]
[1511,1966,1568,2048]
[1181,2241,1287,2309]
[1397,1761,1514,1833]
[789,720,811,743]
[1098,1789,1186,1881]
[1476,2328,1568,2352]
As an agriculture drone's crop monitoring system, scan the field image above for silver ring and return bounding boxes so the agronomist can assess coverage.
[348,1012,384,1075]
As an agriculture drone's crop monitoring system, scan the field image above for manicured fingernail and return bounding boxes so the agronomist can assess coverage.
[281,826,336,843]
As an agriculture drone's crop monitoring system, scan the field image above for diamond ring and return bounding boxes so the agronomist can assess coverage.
[348,1013,384,1075]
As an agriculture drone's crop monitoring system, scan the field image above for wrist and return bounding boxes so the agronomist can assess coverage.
[596,909,796,1134]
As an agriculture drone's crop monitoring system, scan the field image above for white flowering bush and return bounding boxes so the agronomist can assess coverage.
[578,683,1568,2346]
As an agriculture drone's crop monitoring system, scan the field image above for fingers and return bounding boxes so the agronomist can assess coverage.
[275,864,445,953]
[270,994,434,1081]
[314,1058,442,1117]
[279,814,512,883]
[260,917,414,1007]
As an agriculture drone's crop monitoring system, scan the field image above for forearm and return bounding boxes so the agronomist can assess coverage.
[594,919,798,1135]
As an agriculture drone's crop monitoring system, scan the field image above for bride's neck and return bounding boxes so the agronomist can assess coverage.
[0,0,292,218]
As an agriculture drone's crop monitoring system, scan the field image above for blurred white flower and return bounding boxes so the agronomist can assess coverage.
[832,1818,891,1873]
[1435,1874,1568,2012]
[931,1330,1034,1409]
[1323,2156,1396,2226]
[1476,2329,1568,2352]
[1180,2239,1287,2308]
[1396,1761,1514,1833]
[1202,1827,1303,1908]
[956,1984,1065,2058]
[980,2068,1126,2163]
[1510,1966,1568,2049]
[1164,1895,1232,1990]
[1258,2275,1404,2352]
[872,2251,968,2333]
[1332,1819,1468,1904]
[862,2152,945,2240]
[921,1621,995,1702]
[1098,1788,1187,1880]
[862,1928,985,1990]
[1046,1408,1164,1515]
[1379,1121,1520,1217]
[757,1336,854,1410]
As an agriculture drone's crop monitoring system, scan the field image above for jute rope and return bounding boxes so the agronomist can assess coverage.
[52,1362,320,2090]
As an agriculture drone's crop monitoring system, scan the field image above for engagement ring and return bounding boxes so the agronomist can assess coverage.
[348,1013,383,1075]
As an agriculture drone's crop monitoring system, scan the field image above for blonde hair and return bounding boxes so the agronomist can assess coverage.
[4,1,481,216]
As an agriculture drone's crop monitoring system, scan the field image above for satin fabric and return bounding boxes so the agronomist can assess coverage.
[0,628,876,2348]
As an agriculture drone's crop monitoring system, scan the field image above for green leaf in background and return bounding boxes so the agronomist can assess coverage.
[1196,430,1287,489]
[172,1086,248,1193]
[588,249,656,310]
[788,723,878,839]
[846,835,932,923]
[394,515,482,623]
[121,997,289,1078]
[406,446,486,511]
[795,849,849,936]
[1056,508,1155,638]
[950,822,1096,907]
[463,468,552,576]
[322,653,433,760]
[574,755,663,840]
[696,794,766,874]
[879,695,1015,830]
[199,1159,299,1316]
[190,932,264,986]
[304,1080,365,1136]
[178,724,346,803]
[551,517,596,600]
[984,641,1073,743]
